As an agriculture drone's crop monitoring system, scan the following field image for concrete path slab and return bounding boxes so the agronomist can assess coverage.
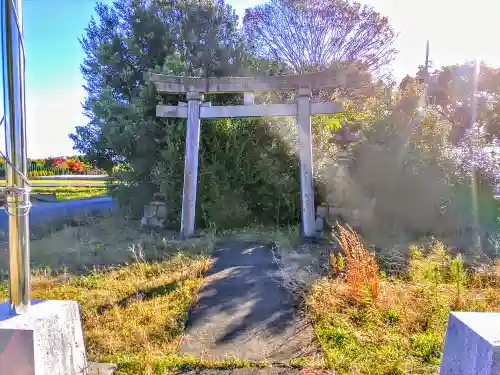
[180,241,317,363]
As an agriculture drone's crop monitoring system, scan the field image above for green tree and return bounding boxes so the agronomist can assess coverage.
[71,0,302,228]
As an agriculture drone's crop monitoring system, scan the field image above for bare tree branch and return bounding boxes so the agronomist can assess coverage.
[243,0,397,74]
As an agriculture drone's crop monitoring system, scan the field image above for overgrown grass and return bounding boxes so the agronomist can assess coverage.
[32,186,107,200]
[307,236,500,375]
[31,255,210,373]
[0,215,196,273]
[0,216,222,373]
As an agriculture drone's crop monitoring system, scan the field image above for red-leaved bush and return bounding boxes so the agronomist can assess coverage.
[68,159,85,173]
[48,157,67,169]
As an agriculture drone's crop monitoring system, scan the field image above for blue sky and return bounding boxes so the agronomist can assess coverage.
[4,0,500,157]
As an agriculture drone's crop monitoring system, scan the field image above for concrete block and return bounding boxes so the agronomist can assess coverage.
[441,312,500,375]
[0,300,87,375]
[87,363,117,375]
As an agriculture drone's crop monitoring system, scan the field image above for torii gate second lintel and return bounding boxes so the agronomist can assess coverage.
[149,72,343,238]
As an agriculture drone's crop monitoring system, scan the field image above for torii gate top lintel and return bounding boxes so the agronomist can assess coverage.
[147,69,347,94]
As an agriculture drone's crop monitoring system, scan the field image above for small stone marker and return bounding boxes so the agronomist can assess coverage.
[141,193,167,228]
[244,92,255,105]
[315,205,327,238]
[441,312,500,375]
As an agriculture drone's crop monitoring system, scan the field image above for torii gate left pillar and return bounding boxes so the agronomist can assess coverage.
[181,91,202,237]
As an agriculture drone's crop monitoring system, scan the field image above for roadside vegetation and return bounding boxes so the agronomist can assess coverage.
[306,224,500,375]
[31,187,107,200]
[0,216,216,373]
[0,155,107,177]
[0,179,108,185]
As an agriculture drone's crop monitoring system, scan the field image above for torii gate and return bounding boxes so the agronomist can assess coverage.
[148,71,344,238]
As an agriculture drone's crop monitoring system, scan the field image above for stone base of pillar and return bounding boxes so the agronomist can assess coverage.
[0,300,87,375]
[141,194,167,228]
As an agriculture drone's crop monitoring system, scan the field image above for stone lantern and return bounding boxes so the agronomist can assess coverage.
[330,120,361,165]
[324,121,363,229]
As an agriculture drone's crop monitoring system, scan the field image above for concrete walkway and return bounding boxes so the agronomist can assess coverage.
[180,241,317,363]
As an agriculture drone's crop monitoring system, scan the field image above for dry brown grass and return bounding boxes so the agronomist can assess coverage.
[307,241,500,375]
[0,215,215,276]
[28,255,211,359]
[0,215,217,374]
[334,224,380,301]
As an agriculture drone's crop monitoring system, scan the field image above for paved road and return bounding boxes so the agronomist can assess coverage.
[0,197,117,230]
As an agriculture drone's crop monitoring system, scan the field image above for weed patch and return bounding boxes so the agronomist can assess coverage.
[308,237,500,375]
[0,216,219,373]
[0,253,212,373]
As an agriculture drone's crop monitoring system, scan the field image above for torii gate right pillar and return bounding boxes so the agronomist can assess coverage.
[297,88,315,237]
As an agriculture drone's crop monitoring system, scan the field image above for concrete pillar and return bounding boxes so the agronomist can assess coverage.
[441,312,500,375]
[180,91,203,238]
[0,300,87,375]
[296,88,316,237]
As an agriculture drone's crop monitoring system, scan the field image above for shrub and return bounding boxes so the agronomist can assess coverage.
[46,157,67,169]
[68,159,85,174]
[144,117,302,229]
[28,169,56,177]
[410,331,442,364]
[335,223,380,301]
[31,159,45,167]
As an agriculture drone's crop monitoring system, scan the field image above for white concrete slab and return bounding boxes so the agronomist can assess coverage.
[0,300,87,375]
[87,362,117,375]
[441,312,500,375]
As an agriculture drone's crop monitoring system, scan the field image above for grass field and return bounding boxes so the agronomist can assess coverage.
[0,216,217,374]
[32,186,107,200]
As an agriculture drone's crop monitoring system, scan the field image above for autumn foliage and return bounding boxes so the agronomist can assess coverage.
[336,223,380,301]
[67,159,85,173]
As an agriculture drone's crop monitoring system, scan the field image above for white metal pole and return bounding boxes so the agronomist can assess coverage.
[1,0,31,314]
